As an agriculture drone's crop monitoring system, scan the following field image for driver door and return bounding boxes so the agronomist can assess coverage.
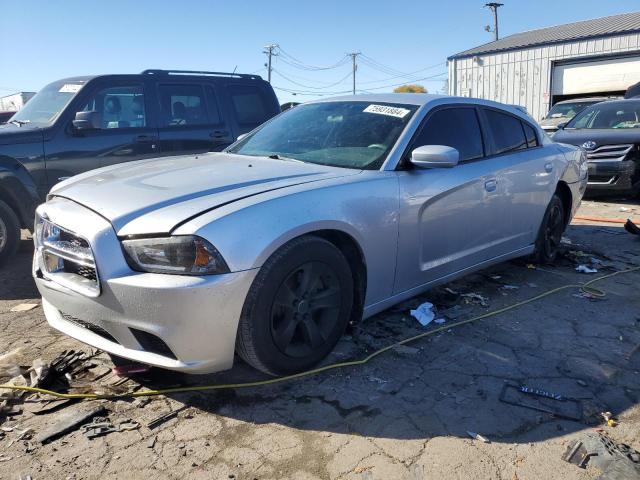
[394,105,512,294]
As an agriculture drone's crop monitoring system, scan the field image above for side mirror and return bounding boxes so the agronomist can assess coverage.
[410,145,459,169]
[72,111,101,131]
[556,122,567,130]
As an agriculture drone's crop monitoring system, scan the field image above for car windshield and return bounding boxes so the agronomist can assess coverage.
[227,101,418,169]
[10,80,86,126]
[566,101,640,129]
[544,101,595,120]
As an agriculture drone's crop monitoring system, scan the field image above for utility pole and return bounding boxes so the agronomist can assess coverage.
[263,44,278,83]
[484,2,503,41]
[348,52,360,95]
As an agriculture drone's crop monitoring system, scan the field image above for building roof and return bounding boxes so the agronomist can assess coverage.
[449,11,640,59]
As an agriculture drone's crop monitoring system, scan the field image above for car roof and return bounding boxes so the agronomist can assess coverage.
[310,93,447,106]
[306,93,533,120]
[555,97,614,104]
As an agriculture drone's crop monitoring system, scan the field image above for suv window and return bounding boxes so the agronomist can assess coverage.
[159,84,210,127]
[484,109,527,154]
[412,107,484,161]
[81,85,145,129]
[228,85,269,133]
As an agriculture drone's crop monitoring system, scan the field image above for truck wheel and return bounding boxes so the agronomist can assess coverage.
[532,193,565,264]
[0,200,20,265]
[236,236,353,376]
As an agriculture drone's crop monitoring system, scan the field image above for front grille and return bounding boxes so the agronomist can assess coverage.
[35,216,100,297]
[61,312,118,344]
[585,144,633,162]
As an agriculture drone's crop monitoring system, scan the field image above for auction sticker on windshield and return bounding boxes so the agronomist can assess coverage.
[59,84,83,93]
[363,104,410,118]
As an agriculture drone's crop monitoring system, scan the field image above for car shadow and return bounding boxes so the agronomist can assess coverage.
[0,235,38,301]
[126,221,640,444]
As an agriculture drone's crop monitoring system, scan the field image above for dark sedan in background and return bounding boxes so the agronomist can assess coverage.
[554,99,640,196]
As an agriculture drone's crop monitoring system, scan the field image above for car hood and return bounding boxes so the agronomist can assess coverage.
[539,117,567,128]
[51,152,361,236]
[0,122,44,145]
[553,128,640,147]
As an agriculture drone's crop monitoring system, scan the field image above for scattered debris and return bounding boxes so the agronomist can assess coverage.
[434,318,446,325]
[113,363,151,376]
[82,416,140,439]
[601,411,619,427]
[35,403,106,444]
[467,431,490,443]
[410,302,435,327]
[147,406,188,430]
[563,431,640,478]
[576,264,598,274]
[625,219,640,236]
[460,293,489,307]
[147,435,157,448]
[576,380,588,387]
[9,303,39,313]
[499,384,582,421]
[500,285,519,290]
[561,236,572,245]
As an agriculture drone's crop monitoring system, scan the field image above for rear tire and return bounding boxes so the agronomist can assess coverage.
[532,193,565,264]
[0,200,20,266]
[236,236,354,376]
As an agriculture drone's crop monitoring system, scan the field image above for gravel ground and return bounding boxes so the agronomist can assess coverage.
[0,198,639,480]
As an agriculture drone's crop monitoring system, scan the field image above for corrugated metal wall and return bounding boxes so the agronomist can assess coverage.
[449,32,640,121]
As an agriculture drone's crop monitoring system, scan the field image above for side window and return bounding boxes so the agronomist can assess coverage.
[228,85,269,133]
[412,107,484,162]
[484,109,527,155]
[80,85,145,129]
[523,122,539,147]
[158,84,209,127]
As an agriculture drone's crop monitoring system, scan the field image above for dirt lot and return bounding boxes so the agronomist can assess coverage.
[1,198,639,480]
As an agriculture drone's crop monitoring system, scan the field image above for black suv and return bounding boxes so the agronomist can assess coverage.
[554,98,640,196]
[0,69,280,262]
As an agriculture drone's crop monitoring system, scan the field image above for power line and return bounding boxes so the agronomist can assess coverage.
[277,47,350,71]
[272,69,352,90]
[357,61,446,85]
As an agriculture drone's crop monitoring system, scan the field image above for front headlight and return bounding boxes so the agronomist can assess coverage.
[121,235,230,275]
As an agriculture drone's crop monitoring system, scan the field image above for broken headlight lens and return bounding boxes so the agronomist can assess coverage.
[121,236,230,275]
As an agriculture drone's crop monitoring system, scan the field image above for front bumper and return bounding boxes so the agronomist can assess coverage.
[33,197,258,374]
[586,160,637,193]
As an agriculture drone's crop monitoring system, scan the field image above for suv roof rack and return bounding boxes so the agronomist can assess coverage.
[141,69,261,79]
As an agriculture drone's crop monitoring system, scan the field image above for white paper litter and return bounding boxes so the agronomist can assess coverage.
[575,264,598,274]
[10,303,39,312]
[434,318,446,325]
[410,302,435,326]
[501,285,519,290]
[467,431,490,443]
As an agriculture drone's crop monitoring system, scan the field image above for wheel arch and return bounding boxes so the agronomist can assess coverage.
[555,180,572,227]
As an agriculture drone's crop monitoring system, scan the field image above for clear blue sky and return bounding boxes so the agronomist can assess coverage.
[2,0,639,104]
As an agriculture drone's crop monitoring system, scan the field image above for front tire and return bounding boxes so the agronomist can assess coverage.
[0,200,20,266]
[236,236,354,376]
[533,193,565,264]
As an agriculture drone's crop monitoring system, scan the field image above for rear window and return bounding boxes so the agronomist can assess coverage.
[158,84,210,127]
[484,109,527,155]
[228,85,270,133]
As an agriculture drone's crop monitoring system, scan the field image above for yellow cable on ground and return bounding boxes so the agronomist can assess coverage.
[1,266,638,400]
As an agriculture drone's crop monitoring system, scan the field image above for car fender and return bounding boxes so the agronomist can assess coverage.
[175,173,400,306]
[0,156,41,228]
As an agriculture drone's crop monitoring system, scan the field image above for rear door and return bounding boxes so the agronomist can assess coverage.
[156,82,233,155]
[44,79,159,188]
[224,84,278,136]
[480,107,557,249]
[394,105,513,293]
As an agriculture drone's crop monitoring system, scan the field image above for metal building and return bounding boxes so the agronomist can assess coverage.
[448,12,640,120]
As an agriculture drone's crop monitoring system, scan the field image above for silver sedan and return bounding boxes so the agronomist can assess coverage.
[33,94,587,375]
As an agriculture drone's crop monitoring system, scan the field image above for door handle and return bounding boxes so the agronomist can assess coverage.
[544,162,553,173]
[484,179,497,192]
[210,130,230,139]
[134,134,157,143]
